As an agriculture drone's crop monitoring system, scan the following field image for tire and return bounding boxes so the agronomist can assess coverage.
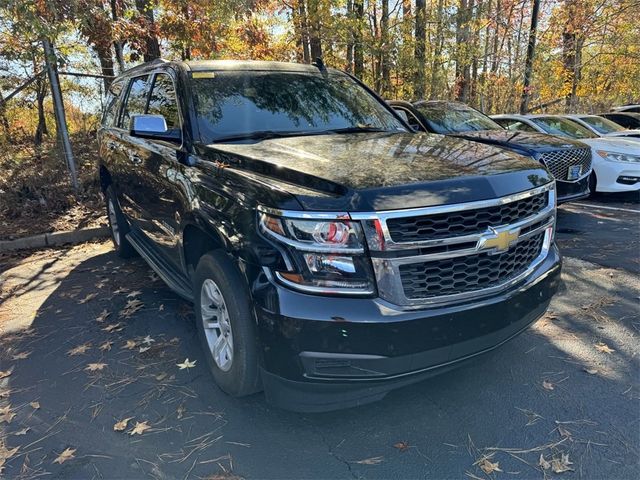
[105,186,137,259]
[589,171,598,197]
[193,251,261,397]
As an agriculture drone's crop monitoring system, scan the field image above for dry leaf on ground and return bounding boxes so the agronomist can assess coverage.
[13,427,30,436]
[177,358,196,370]
[85,363,107,372]
[0,405,16,424]
[67,343,91,356]
[103,323,124,333]
[122,340,137,350]
[113,417,132,432]
[552,453,574,473]
[142,335,155,345]
[11,352,30,360]
[354,456,384,465]
[120,299,144,318]
[477,458,502,474]
[127,290,142,298]
[595,343,615,354]
[0,440,20,474]
[129,421,151,435]
[584,368,598,375]
[78,293,97,304]
[29,401,40,409]
[542,380,555,390]
[139,346,150,353]
[53,447,76,464]
[96,309,110,322]
[393,441,410,452]
[0,369,14,379]
[99,341,113,351]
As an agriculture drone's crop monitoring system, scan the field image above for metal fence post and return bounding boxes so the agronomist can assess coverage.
[42,38,78,192]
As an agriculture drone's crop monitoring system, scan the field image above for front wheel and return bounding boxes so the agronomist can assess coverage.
[589,171,598,197]
[193,251,261,397]
[105,186,137,258]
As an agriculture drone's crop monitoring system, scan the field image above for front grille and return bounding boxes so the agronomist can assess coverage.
[540,148,592,182]
[386,192,547,243]
[399,232,545,299]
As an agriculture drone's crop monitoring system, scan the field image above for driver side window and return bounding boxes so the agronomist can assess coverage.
[393,107,424,132]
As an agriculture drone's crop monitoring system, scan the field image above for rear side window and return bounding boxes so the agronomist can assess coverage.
[102,80,124,126]
[119,75,150,129]
[147,73,180,130]
[501,120,537,133]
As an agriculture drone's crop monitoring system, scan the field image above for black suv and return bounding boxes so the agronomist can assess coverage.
[98,59,561,411]
[388,100,592,203]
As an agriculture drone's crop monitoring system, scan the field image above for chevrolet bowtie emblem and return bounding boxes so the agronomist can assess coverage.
[481,227,520,253]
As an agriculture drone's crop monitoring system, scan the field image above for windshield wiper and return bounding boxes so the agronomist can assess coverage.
[211,130,317,143]
[326,125,394,134]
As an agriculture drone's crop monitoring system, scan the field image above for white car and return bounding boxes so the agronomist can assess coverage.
[492,114,640,193]
[563,114,640,143]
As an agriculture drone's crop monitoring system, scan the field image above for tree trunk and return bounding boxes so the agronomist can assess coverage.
[345,0,354,72]
[307,0,322,60]
[110,0,126,72]
[135,0,161,61]
[380,0,390,95]
[520,0,540,114]
[414,0,427,99]
[94,44,115,91]
[353,0,364,77]
[429,0,445,99]
[298,0,311,63]
[455,0,472,102]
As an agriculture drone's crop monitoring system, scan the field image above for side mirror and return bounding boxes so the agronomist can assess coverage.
[130,114,181,142]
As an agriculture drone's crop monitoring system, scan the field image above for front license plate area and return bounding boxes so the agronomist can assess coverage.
[567,165,583,180]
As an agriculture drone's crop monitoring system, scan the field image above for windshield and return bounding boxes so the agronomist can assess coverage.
[530,117,597,139]
[191,71,406,143]
[413,102,503,134]
[577,115,625,134]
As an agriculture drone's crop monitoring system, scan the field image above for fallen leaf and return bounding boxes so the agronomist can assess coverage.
[539,454,552,470]
[477,458,502,474]
[53,447,76,464]
[29,401,40,409]
[85,363,107,372]
[155,372,168,381]
[113,417,132,432]
[96,309,110,323]
[0,440,19,474]
[595,343,615,354]
[122,340,137,350]
[177,358,196,370]
[551,453,574,473]
[158,304,164,311]
[0,405,16,424]
[67,343,91,356]
[127,290,142,298]
[177,404,186,420]
[12,352,31,360]
[99,341,113,351]
[129,421,151,435]
[584,368,598,375]
[139,346,150,353]
[557,425,572,439]
[103,323,124,333]
[354,456,384,465]
[542,380,555,390]
[393,441,410,452]
[78,293,97,304]
[120,299,144,318]
[0,369,13,379]
[142,335,155,345]
[13,427,30,436]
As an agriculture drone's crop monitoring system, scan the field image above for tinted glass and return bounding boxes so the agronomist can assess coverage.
[498,119,537,133]
[530,117,597,139]
[102,80,124,126]
[602,114,640,129]
[414,103,503,134]
[577,115,624,134]
[120,75,150,129]
[148,73,180,130]
[191,71,406,143]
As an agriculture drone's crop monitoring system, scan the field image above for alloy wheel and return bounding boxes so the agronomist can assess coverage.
[200,278,234,372]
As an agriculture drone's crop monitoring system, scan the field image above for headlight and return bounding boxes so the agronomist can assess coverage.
[258,210,375,295]
[596,150,640,163]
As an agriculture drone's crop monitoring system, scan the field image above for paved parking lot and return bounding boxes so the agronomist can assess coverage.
[0,193,638,479]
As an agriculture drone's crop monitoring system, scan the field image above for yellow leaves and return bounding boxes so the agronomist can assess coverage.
[113,417,132,432]
[540,452,574,473]
[0,369,14,379]
[477,457,502,475]
[176,358,196,370]
[129,421,151,436]
[0,405,16,424]
[595,342,615,354]
[53,447,76,464]
[67,343,91,356]
[85,363,107,372]
[122,340,138,350]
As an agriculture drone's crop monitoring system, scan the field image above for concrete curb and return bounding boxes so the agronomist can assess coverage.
[0,226,110,252]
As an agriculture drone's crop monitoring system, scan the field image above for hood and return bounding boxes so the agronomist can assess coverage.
[578,136,640,154]
[201,132,552,211]
[449,129,586,154]
[604,131,640,142]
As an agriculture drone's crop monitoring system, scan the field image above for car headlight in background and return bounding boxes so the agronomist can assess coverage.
[596,151,640,163]
[258,210,376,295]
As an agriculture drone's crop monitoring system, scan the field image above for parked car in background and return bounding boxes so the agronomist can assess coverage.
[599,112,640,130]
[97,59,563,412]
[492,114,640,194]
[611,104,640,113]
[563,114,640,141]
[388,100,591,203]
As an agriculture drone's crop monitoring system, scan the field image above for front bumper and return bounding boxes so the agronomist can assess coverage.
[592,157,640,192]
[556,176,590,203]
[251,245,562,412]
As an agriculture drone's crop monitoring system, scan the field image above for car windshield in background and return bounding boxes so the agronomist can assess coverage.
[191,71,406,143]
[530,117,597,139]
[577,115,625,134]
[414,103,503,134]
